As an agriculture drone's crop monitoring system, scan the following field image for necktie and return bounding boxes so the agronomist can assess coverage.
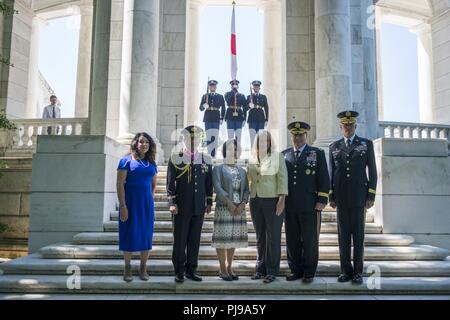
[52,106,56,119]
[295,150,300,161]
[346,139,351,149]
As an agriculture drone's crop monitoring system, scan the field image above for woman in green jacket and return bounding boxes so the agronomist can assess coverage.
[247,130,288,283]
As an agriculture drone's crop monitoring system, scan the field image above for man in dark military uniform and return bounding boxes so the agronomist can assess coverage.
[247,80,269,146]
[199,80,226,158]
[224,80,248,145]
[166,125,213,283]
[283,121,330,283]
[329,111,377,285]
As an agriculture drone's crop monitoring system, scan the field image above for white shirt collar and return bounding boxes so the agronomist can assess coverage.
[344,134,356,145]
[294,144,307,154]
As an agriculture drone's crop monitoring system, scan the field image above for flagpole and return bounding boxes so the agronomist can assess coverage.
[231,0,237,81]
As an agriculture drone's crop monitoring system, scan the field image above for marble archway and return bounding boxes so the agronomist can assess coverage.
[184,0,287,152]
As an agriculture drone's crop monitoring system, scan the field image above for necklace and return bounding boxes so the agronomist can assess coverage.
[136,157,150,168]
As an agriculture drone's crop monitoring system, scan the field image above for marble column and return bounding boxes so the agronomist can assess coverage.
[184,0,203,127]
[89,0,112,135]
[26,16,47,119]
[361,0,379,139]
[117,0,160,144]
[412,23,435,124]
[74,0,93,118]
[262,0,286,149]
[314,0,352,147]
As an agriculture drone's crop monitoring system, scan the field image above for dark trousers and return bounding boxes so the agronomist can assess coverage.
[204,122,220,158]
[250,197,284,276]
[285,210,321,278]
[226,120,243,145]
[336,206,366,276]
[248,121,265,146]
[172,210,205,275]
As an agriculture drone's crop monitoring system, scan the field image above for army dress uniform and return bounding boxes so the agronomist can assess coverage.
[247,80,269,145]
[329,111,377,282]
[283,122,330,281]
[225,80,248,145]
[199,80,226,158]
[166,126,213,282]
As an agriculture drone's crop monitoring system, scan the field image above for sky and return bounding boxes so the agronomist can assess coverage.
[37,7,420,123]
[38,15,80,118]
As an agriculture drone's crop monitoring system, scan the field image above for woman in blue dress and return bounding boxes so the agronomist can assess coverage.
[116,132,157,282]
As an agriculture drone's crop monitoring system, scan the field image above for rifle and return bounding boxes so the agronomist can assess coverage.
[249,82,254,108]
[205,77,210,105]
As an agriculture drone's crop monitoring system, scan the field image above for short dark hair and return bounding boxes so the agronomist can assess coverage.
[50,95,57,100]
[222,139,241,159]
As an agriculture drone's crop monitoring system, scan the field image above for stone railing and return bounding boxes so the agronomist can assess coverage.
[379,121,450,143]
[7,118,90,152]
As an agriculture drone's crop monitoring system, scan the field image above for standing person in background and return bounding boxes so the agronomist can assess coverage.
[224,80,248,145]
[199,80,226,158]
[116,132,158,282]
[42,95,61,135]
[247,81,269,146]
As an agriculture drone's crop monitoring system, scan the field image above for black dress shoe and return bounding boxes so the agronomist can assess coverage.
[263,275,276,284]
[337,274,352,283]
[286,274,302,281]
[302,277,314,284]
[175,274,185,283]
[186,272,203,282]
[251,273,265,280]
[352,274,363,285]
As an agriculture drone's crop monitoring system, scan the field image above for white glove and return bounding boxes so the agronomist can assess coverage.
[203,103,209,109]
[249,103,254,109]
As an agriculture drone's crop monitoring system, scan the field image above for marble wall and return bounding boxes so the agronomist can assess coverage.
[285,0,316,144]
[157,0,187,159]
[431,9,450,124]
[0,0,33,119]
[374,138,450,250]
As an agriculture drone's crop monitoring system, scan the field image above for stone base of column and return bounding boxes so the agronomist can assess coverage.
[116,133,165,165]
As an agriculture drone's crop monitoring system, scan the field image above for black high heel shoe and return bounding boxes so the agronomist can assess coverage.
[219,272,233,281]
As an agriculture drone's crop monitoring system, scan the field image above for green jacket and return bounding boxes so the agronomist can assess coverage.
[248,151,289,199]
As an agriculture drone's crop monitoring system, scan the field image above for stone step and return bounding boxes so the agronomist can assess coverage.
[74,232,413,247]
[151,203,339,214]
[103,220,383,234]
[38,243,449,261]
[109,210,375,223]
[3,254,450,277]
[0,274,449,295]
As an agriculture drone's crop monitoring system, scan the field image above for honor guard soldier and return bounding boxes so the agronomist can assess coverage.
[247,80,269,145]
[283,122,330,283]
[329,111,377,285]
[199,80,226,158]
[225,80,248,145]
[166,125,213,283]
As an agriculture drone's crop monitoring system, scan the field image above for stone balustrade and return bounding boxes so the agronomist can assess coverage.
[8,118,90,152]
[379,121,450,151]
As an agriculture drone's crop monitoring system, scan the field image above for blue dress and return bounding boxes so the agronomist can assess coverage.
[118,155,157,252]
